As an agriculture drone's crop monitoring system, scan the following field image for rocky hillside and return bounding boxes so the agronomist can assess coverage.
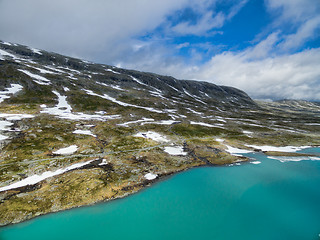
[0,40,319,226]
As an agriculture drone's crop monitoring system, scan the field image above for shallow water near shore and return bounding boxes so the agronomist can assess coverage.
[1,148,320,240]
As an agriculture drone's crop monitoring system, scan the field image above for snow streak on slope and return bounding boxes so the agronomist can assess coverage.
[0,84,23,103]
[41,91,120,121]
[18,69,51,85]
[0,159,96,192]
[84,89,165,113]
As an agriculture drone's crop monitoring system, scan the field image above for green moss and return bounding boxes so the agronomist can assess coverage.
[172,123,239,138]
[8,87,56,104]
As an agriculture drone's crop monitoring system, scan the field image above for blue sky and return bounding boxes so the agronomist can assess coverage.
[0,0,319,100]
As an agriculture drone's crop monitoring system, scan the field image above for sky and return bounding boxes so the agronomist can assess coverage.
[0,0,319,101]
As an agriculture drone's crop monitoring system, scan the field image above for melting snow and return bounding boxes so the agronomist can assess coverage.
[117,118,154,127]
[0,159,95,192]
[0,49,17,59]
[119,119,179,127]
[225,145,252,156]
[216,116,227,123]
[32,67,56,74]
[144,173,158,180]
[84,89,164,113]
[0,134,9,141]
[29,47,42,55]
[106,69,120,74]
[43,65,67,74]
[190,121,223,128]
[0,120,14,140]
[0,120,13,130]
[53,145,78,155]
[0,84,23,103]
[164,146,188,155]
[99,159,109,166]
[148,120,179,125]
[130,76,149,87]
[41,91,120,121]
[96,82,125,91]
[243,130,253,135]
[2,42,12,46]
[183,89,206,105]
[18,69,51,85]
[186,108,203,115]
[73,129,96,137]
[246,144,311,152]
[134,131,170,142]
[267,156,320,163]
[0,113,34,121]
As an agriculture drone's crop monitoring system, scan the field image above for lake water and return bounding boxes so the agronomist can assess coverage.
[1,148,320,240]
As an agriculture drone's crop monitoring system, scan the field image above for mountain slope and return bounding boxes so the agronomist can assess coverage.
[0,40,319,226]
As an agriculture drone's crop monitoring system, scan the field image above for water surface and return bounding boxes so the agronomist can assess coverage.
[1,149,320,240]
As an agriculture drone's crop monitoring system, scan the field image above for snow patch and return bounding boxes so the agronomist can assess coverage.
[134,131,170,142]
[53,145,78,155]
[2,42,12,46]
[41,91,120,121]
[0,49,17,59]
[0,84,23,103]
[243,130,253,135]
[0,113,34,121]
[130,76,148,87]
[164,146,187,155]
[267,156,320,163]
[73,129,96,137]
[117,118,154,127]
[0,159,95,192]
[106,69,120,74]
[18,69,51,85]
[148,120,179,125]
[186,108,203,115]
[0,120,13,130]
[225,145,252,156]
[32,67,56,74]
[29,47,42,55]
[97,82,125,91]
[84,89,164,113]
[144,173,158,180]
[246,144,311,152]
[183,89,206,105]
[190,121,221,128]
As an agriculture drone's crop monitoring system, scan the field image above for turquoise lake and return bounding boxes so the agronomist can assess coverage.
[1,148,320,240]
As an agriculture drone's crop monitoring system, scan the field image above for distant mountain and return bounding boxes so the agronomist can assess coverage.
[0,40,319,226]
[0,40,256,112]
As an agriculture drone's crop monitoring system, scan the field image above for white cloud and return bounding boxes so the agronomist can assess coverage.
[0,0,189,60]
[180,47,320,101]
[121,33,320,101]
[243,32,280,59]
[172,11,225,35]
[170,0,248,36]
[265,0,320,23]
[0,0,319,101]
[279,16,320,51]
[265,0,320,53]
